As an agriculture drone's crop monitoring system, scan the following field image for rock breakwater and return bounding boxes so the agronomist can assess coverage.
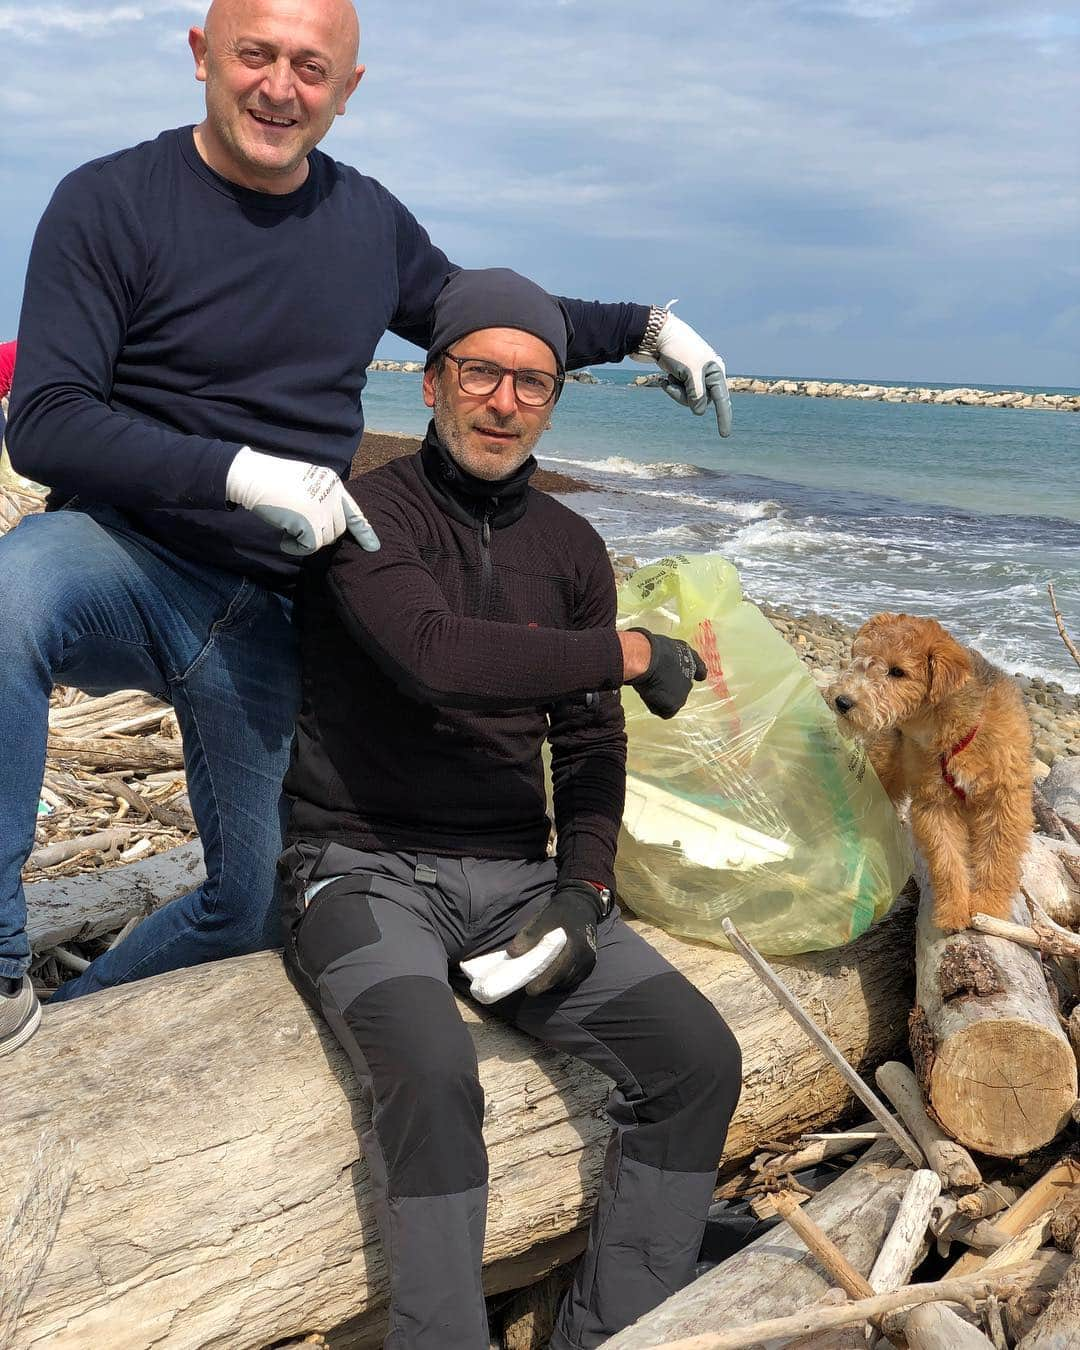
[369,361,1077,411]
[629,373,1079,412]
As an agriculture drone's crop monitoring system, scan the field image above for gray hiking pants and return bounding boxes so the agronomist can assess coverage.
[279,840,742,1350]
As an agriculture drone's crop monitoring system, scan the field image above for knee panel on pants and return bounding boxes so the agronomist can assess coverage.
[343,976,488,1197]
[581,972,742,1173]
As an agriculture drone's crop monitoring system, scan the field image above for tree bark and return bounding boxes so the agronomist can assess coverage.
[3,901,915,1350]
[911,854,1077,1156]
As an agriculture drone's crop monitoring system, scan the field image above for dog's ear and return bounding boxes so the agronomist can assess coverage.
[926,627,972,702]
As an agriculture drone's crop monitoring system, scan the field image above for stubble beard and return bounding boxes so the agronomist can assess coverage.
[433,397,540,483]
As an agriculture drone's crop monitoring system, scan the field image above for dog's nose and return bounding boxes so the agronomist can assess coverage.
[834,695,854,714]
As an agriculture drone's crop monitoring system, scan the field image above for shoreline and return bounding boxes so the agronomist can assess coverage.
[363,363,1080,413]
[358,429,1079,762]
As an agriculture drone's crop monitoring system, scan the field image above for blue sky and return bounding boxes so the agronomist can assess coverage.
[1,0,1077,386]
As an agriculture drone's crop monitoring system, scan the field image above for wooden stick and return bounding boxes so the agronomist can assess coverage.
[801,1127,886,1144]
[753,1131,881,1174]
[27,829,132,870]
[721,919,925,1167]
[970,912,1080,960]
[984,1293,1009,1350]
[867,1169,941,1293]
[650,1263,1040,1350]
[772,1191,875,1301]
[1047,581,1080,671]
[980,1216,1054,1272]
[956,1184,1021,1220]
[875,1061,982,1190]
[107,914,144,951]
[950,1157,1080,1277]
[47,946,90,975]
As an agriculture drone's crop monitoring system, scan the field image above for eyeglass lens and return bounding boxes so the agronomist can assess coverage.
[457,359,557,406]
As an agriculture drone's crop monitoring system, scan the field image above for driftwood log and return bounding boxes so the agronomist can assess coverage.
[3,898,916,1349]
[910,852,1077,1156]
[24,842,205,953]
[875,1060,981,1188]
[602,1142,912,1348]
[904,1303,995,1349]
[1025,835,1080,929]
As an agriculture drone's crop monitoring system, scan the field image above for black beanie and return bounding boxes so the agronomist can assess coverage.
[425,268,573,370]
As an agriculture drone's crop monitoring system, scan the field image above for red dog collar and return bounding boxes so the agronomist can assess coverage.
[939,724,979,802]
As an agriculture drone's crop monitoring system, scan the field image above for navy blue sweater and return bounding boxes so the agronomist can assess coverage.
[8,127,649,588]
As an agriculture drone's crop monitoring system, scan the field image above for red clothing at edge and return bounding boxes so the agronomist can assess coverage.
[0,341,15,399]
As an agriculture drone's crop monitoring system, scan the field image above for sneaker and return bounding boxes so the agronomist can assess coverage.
[0,974,42,1056]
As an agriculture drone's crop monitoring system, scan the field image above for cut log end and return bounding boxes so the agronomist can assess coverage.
[929,1020,1078,1156]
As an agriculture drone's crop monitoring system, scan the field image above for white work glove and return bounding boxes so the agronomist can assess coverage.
[633,312,732,438]
[225,447,380,556]
[460,929,568,1005]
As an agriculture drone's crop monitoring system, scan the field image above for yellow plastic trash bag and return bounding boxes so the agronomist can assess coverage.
[615,553,911,954]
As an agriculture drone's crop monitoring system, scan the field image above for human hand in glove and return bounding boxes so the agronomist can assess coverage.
[226,447,380,556]
[505,880,610,996]
[623,628,707,718]
[632,312,732,438]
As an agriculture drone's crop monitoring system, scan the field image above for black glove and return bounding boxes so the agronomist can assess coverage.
[506,880,611,996]
[627,629,707,719]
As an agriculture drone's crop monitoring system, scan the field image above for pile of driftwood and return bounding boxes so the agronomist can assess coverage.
[24,687,196,989]
[3,765,1077,1348]
[596,772,1080,1350]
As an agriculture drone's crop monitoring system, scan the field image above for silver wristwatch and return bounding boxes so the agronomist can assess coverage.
[634,305,669,360]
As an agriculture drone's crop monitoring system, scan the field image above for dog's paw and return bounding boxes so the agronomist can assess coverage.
[931,899,971,933]
[969,891,1016,922]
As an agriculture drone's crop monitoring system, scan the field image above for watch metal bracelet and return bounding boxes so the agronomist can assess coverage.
[635,305,669,360]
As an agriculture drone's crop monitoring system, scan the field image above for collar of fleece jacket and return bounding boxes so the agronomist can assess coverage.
[418,421,537,530]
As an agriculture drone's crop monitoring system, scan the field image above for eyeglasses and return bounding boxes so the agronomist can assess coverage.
[442,353,563,407]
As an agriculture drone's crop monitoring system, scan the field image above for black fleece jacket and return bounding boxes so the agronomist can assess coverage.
[284,427,627,888]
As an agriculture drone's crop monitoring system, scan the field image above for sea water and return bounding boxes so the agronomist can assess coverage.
[360,368,1080,692]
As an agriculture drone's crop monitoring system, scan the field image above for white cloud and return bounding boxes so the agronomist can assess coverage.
[0,1,200,37]
[762,307,862,337]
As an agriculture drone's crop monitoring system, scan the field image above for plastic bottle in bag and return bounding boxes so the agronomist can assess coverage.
[615,553,911,955]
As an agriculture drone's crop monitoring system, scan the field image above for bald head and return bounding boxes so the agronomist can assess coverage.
[189,0,365,194]
[203,0,360,69]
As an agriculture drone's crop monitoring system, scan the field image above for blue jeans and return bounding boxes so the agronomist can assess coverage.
[0,505,299,999]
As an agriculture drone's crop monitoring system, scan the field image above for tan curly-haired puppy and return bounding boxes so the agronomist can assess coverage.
[826,613,1034,931]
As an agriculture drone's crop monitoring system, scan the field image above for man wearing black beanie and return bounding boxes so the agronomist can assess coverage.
[279,269,742,1350]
